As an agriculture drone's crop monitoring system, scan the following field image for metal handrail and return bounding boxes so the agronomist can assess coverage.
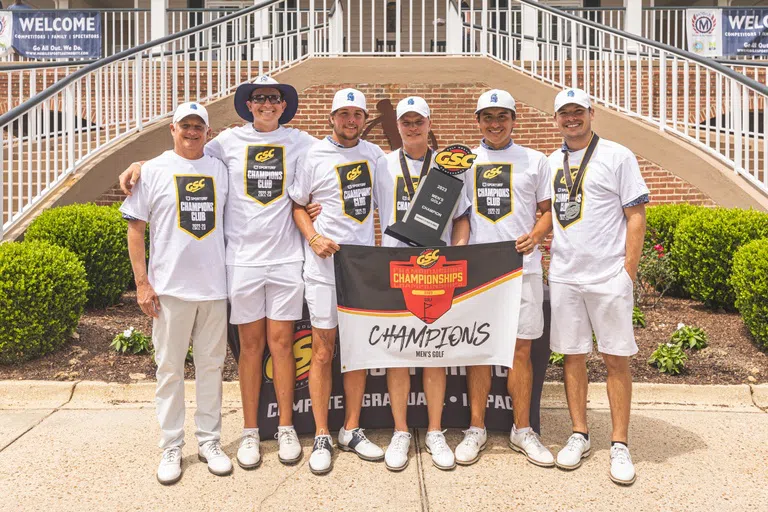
[0,0,286,127]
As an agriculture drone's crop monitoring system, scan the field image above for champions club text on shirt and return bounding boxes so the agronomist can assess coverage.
[204,124,319,267]
[547,138,650,285]
[288,137,385,284]
[119,150,229,301]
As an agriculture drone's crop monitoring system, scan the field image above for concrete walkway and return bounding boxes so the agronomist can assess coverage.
[1,381,766,512]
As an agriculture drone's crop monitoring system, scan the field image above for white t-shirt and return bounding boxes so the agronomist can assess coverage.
[289,137,385,284]
[205,124,318,266]
[374,149,471,248]
[120,150,229,301]
[464,143,551,275]
[547,138,650,284]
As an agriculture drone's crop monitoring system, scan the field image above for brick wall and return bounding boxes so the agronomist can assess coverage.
[97,81,715,209]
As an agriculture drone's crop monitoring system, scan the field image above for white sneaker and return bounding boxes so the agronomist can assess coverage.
[425,430,456,470]
[156,447,182,485]
[454,426,487,465]
[309,434,333,475]
[276,426,302,465]
[198,440,233,476]
[610,444,636,485]
[338,427,385,462]
[384,430,411,471]
[509,425,555,467]
[556,433,591,470]
[236,431,261,469]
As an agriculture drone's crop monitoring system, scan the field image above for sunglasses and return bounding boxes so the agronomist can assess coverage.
[249,94,283,104]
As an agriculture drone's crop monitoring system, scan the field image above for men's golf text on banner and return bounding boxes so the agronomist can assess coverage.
[334,243,523,372]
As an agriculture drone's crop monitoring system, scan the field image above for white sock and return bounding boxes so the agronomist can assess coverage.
[242,428,259,437]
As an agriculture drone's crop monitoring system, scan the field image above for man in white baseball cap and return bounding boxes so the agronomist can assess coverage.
[119,76,318,470]
[455,89,555,469]
[548,87,648,485]
[120,101,232,484]
[289,88,386,474]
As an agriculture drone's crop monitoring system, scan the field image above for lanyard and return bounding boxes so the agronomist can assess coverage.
[399,148,433,199]
[561,133,599,201]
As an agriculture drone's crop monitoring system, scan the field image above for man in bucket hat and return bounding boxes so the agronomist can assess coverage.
[119,76,318,469]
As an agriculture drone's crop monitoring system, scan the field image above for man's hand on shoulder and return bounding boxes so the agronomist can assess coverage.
[119,161,145,196]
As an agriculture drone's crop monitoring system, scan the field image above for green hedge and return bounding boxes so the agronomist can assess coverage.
[673,208,768,310]
[25,203,133,308]
[645,204,704,297]
[0,241,88,364]
[731,239,768,349]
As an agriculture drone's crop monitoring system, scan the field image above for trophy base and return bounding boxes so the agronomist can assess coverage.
[384,223,447,248]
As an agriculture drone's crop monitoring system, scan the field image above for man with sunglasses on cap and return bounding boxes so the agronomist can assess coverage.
[373,96,470,472]
[456,89,554,468]
[289,88,386,475]
[119,76,317,469]
[548,88,648,485]
[120,102,231,484]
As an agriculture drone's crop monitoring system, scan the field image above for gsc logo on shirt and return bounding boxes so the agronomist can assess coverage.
[336,160,372,223]
[185,178,207,193]
[346,165,363,181]
[254,148,276,163]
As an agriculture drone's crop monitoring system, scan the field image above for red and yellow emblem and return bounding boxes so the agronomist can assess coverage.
[390,249,468,324]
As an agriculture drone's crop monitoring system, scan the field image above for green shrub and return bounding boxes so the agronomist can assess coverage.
[111,326,152,355]
[648,343,688,375]
[673,208,768,310]
[549,352,564,366]
[731,239,768,349]
[0,241,88,364]
[25,203,133,308]
[671,324,708,350]
[632,307,646,328]
[645,204,703,298]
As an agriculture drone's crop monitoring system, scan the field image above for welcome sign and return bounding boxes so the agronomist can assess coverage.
[687,8,768,57]
[12,11,101,59]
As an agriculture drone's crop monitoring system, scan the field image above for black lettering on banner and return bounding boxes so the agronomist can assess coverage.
[336,160,373,223]
[175,175,216,239]
[553,166,585,229]
[394,175,421,223]
[474,163,512,222]
[244,144,285,205]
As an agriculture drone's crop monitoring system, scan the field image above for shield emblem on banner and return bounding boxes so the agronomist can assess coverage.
[390,249,468,324]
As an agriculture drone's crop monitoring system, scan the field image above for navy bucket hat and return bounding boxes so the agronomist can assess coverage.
[234,75,299,125]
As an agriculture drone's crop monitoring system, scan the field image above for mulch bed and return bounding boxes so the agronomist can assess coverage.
[1,292,766,385]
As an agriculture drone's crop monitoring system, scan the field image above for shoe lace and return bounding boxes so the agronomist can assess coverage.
[314,435,331,452]
[162,448,180,463]
[392,431,411,450]
[352,428,371,443]
[206,441,223,457]
[565,435,586,453]
[428,430,450,453]
[523,430,544,448]
[241,434,258,449]
[461,428,483,448]
[612,445,631,464]
[276,428,298,445]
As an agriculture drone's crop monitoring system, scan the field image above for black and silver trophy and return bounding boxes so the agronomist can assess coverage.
[384,144,476,247]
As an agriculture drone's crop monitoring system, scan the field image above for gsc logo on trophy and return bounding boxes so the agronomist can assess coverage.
[385,144,476,247]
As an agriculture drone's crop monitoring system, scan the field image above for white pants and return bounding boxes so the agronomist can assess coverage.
[153,295,227,449]
[304,278,338,329]
[227,262,304,324]
[518,274,545,341]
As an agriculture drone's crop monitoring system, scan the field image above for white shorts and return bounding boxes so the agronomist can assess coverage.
[304,278,338,330]
[227,262,304,324]
[517,274,545,341]
[549,268,637,356]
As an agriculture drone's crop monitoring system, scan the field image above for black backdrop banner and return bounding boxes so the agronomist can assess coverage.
[227,300,551,439]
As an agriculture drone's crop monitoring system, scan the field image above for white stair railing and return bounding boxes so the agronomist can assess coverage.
[0,0,332,237]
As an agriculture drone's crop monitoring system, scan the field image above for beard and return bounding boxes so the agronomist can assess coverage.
[334,124,362,142]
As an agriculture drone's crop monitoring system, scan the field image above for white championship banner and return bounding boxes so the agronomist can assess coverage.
[334,242,522,372]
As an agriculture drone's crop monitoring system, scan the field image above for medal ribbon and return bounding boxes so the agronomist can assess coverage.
[561,133,600,202]
[399,148,433,199]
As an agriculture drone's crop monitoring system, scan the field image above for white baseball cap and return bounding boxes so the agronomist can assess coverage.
[331,88,367,114]
[475,89,516,114]
[554,88,592,112]
[173,102,209,126]
[396,96,430,120]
